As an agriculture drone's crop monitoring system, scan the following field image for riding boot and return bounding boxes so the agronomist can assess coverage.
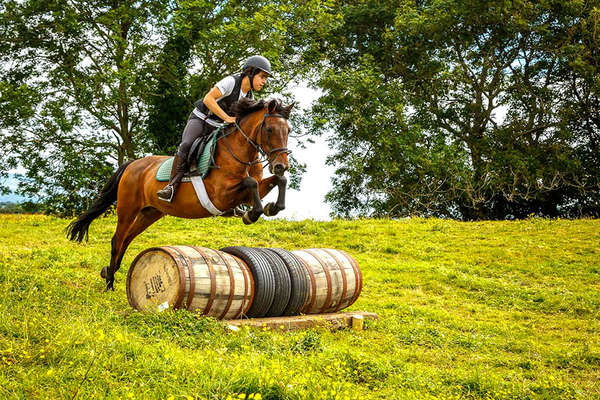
[157,154,187,202]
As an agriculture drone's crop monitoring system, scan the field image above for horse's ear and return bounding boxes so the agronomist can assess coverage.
[268,99,277,113]
[281,102,295,119]
[284,101,296,118]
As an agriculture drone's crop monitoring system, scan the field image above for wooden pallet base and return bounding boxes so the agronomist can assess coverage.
[225,311,378,332]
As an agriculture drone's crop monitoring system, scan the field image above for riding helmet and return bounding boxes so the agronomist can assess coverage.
[243,55,272,75]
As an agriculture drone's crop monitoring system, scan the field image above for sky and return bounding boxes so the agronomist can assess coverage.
[0,177,27,203]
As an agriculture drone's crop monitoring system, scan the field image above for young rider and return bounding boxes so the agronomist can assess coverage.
[157,55,271,202]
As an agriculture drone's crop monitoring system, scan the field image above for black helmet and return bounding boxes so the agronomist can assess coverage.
[243,55,272,75]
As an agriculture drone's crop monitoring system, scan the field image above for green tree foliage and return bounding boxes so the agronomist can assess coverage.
[311,0,600,219]
[0,0,167,213]
[5,0,597,219]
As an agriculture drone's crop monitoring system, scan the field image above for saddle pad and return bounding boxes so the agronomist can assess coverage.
[156,131,219,181]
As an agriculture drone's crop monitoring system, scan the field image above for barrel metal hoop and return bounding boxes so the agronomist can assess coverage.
[305,249,333,314]
[322,249,348,312]
[215,250,236,320]
[339,250,362,306]
[230,256,249,319]
[186,251,196,310]
[295,253,317,313]
[239,257,255,316]
[163,246,188,309]
[192,246,217,315]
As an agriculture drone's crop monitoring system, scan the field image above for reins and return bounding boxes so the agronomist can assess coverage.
[217,110,291,169]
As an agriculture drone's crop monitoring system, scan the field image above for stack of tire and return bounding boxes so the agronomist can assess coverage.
[126,246,362,319]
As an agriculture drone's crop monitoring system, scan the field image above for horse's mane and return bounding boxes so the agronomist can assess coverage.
[230,98,293,120]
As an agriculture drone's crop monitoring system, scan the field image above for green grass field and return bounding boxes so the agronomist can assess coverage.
[0,214,598,399]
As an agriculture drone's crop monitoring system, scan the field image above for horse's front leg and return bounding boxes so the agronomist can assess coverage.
[242,176,264,225]
[260,175,287,217]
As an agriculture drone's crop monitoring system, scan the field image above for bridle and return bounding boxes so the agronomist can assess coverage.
[219,110,291,168]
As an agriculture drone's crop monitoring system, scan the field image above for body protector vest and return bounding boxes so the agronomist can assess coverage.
[194,73,253,123]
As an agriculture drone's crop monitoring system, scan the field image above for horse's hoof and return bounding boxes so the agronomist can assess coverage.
[105,280,114,292]
[242,211,253,225]
[100,266,108,279]
[263,203,277,217]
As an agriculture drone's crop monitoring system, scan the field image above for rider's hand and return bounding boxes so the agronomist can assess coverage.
[224,115,236,124]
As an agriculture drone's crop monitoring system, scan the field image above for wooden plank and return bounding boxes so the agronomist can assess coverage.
[225,311,378,332]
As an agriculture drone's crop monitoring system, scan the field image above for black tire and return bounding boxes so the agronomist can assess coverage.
[265,248,309,316]
[220,246,275,318]
[254,248,292,317]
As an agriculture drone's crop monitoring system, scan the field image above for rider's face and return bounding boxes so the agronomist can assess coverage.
[253,71,268,91]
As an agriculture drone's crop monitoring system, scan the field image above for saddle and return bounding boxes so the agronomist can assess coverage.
[155,130,220,182]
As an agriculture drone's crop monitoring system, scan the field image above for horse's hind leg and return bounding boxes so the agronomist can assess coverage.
[104,206,139,291]
[114,208,163,274]
[103,207,163,291]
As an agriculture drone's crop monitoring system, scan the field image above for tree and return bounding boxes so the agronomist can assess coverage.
[0,0,167,213]
[555,5,600,216]
[310,0,600,219]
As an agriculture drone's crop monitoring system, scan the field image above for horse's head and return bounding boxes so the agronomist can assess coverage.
[231,98,294,177]
[258,99,294,176]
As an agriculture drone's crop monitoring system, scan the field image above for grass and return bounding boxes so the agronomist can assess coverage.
[0,214,598,399]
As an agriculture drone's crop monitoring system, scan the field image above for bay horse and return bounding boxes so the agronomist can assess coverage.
[67,98,293,291]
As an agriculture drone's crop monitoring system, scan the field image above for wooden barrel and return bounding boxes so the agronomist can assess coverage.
[126,246,254,319]
[292,248,362,314]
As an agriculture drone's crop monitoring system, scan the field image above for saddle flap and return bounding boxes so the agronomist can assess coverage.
[155,130,220,182]
[188,135,209,167]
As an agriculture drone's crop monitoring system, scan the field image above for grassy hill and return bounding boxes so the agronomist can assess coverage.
[0,214,598,399]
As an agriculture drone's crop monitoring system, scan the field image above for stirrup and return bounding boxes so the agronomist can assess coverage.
[157,185,174,202]
[233,206,246,217]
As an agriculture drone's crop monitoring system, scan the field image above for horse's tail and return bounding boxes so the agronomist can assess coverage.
[66,160,134,243]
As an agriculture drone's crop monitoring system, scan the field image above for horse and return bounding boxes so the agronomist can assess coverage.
[67,98,293,291]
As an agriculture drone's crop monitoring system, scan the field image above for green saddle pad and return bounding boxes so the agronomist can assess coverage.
[156,131,219,181]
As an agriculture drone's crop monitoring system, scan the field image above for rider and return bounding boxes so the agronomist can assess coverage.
[157,55,272,202]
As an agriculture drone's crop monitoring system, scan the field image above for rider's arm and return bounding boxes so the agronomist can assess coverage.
[203,88,236,123]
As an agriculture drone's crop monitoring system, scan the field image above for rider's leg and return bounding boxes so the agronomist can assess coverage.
[157,152,187,202]
[157,116,212,202]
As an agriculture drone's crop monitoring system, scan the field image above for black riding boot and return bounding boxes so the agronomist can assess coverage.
[157,154,187,202]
